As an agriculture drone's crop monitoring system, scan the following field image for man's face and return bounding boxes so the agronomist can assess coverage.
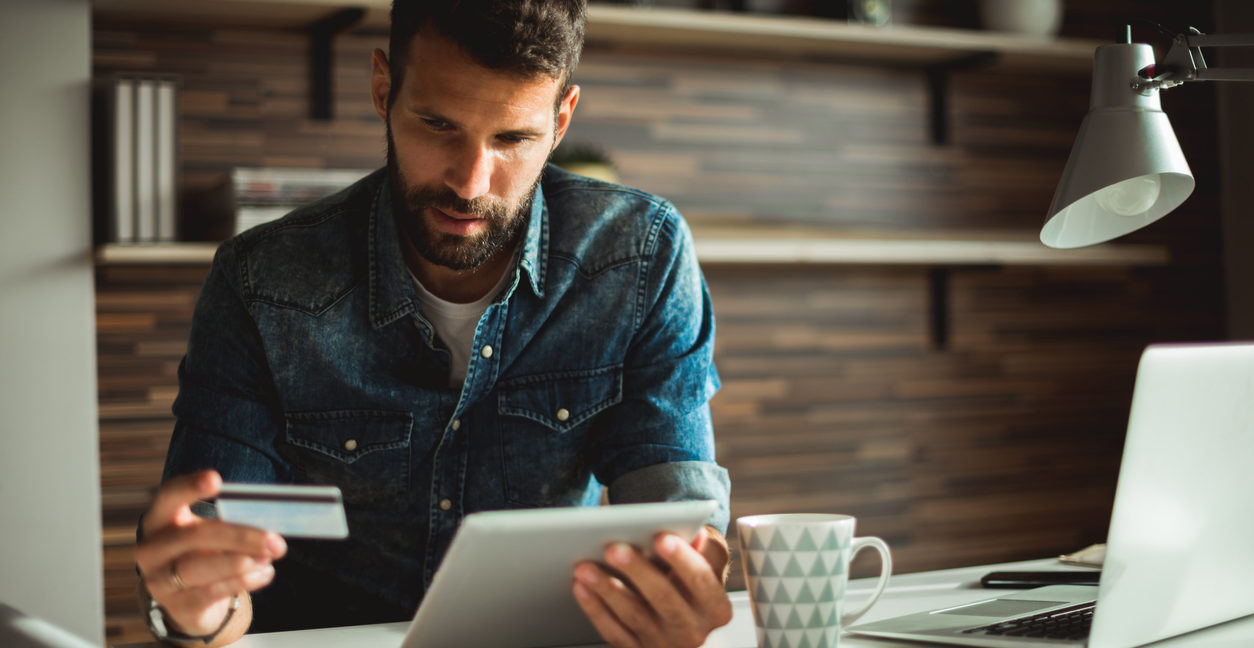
[374,26,578,271]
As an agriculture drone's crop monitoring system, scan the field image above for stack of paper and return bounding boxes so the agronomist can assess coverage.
[231,167,370,236]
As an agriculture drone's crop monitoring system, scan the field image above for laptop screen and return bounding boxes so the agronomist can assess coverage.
[1091,343,1254,648]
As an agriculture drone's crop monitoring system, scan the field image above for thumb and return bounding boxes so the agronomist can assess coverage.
[143,470,222,533]
[691,525,709,551]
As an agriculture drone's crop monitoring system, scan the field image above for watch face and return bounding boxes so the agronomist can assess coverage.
[147,598,166,634]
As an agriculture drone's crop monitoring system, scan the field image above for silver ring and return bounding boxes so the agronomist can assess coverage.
[170,561,188,592]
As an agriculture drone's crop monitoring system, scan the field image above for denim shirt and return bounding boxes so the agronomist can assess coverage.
[162,165,729,632]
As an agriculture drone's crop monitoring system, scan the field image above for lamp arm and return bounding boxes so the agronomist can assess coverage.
[1150,29,1254,89]
[1183,32,1254,49]
[1192,68,1254,83]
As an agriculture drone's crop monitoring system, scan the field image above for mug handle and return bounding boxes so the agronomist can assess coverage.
[841,536,892,625]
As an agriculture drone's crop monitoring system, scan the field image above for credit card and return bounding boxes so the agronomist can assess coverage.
[216,483,349,539]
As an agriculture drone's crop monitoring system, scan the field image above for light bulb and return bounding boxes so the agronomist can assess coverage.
[1096,175,1162,217]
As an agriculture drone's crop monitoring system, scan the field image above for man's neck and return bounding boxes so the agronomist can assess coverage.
[401,235,517,304]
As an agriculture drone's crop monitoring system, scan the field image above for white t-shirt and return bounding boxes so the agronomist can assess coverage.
[411,270,512,387]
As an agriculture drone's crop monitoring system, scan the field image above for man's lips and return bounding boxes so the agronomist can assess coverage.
[428,207,486,236]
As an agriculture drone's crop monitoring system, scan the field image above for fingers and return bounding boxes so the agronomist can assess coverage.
[572,571,644,648]
[573,537,731,648]
[136,521,281,638]
[150,553,275,600]
[143,470,222,534]
[136,472,284,639]
[136,519,286,578]
[173,552,269,591]
[135,498,286,638]
[655,533,733,626]
[605,543,698,637]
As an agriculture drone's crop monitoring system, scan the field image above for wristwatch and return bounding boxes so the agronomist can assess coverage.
[146,593,239,645]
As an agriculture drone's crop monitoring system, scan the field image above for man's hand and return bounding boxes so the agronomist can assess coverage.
[134,470,286,643]
[572,526,734,648]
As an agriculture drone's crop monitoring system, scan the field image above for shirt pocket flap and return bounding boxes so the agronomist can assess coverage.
[285,409,412,464]
[498,366,622,432]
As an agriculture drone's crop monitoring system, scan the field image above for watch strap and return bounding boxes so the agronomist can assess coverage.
[146,591,240,645]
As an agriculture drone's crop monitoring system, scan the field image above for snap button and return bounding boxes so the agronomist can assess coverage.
[480,345,493,359]
[451,418,461,431]
[439,498,452,511]
[556,408,570,422]
[344,439,358,451]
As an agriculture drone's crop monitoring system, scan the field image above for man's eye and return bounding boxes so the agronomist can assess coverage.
[498,134,528,145]
[421,118,450,131]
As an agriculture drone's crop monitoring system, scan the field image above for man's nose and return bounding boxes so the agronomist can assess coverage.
[444,143,492,201]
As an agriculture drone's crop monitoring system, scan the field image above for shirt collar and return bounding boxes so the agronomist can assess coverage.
[518,176,548,299]
[368,169,550,328]
[369,175,419,328]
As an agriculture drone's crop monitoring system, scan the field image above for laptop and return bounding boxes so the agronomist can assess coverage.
[849,342,1254,648]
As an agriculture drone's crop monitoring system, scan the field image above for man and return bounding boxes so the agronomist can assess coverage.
[133,1,731,646]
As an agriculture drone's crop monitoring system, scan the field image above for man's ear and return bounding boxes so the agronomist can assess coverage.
[370,48,391,123]
[552,84,580,149]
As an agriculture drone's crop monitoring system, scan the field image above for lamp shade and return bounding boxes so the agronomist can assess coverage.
[1041,43,1195,248]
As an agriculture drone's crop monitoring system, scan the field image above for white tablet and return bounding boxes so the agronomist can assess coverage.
[400,500,718,648]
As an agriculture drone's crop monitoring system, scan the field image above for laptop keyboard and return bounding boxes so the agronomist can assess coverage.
[962,601,1095,641]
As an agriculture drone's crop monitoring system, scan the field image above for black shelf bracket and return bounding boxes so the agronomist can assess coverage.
[310,7,366,120]
[928,267,951,350]
[925,52,998,145]
[926,264,998,351]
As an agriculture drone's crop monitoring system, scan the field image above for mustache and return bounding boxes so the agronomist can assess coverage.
[403,184,501,220]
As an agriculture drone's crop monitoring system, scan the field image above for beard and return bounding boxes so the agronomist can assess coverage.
[386,125,539,271]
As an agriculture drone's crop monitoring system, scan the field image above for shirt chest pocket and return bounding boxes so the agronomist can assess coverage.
[284,409,412,506]
[497,366,622,506]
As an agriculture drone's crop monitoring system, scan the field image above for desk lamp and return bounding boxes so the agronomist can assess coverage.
[1041,25,1254,248]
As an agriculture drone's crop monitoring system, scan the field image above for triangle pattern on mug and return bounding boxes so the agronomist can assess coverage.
[760,627,840,648]
[743,524,851,647]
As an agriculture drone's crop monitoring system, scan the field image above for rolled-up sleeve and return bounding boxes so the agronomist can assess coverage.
[609,461,731,533]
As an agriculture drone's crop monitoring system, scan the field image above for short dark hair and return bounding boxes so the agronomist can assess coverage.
[388,0,587,110]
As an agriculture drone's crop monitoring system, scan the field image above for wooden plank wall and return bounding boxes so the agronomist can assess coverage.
[96,264,207,645]
[93,0,1224,643]
[709,263,1222,590]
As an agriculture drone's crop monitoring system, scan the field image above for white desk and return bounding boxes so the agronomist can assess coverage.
[118,558,1254,647]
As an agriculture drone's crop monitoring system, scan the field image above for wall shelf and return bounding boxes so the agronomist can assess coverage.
[93,1,1103,71]
[96,232,1167,353]
[688,227,1169,267]
[92,0,391,30]
[96,243,220,265]
[95,233,1168,268]
[93,1,1104,141]
[584,6,1102,72]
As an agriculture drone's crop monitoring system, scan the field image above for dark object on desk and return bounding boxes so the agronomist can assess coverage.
[981,571,1101,589]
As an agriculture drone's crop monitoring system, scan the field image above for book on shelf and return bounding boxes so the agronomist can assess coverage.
[134,79,156,242]
[155,80,178,242]
[231,167,371,235]
[92,74,180,245]
[110,78,134,243]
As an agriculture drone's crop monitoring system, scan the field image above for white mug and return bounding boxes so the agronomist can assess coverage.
[737,514,892,648]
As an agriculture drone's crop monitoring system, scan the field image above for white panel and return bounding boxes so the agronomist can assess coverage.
[0,0,104,645]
